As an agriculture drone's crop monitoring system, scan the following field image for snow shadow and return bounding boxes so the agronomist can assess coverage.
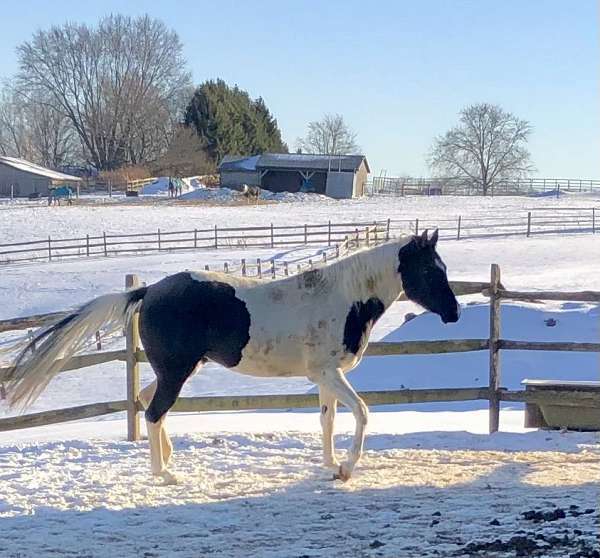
[0,457,597,558]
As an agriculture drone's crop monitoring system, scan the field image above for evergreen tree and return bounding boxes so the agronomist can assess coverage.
[185,80,287,163]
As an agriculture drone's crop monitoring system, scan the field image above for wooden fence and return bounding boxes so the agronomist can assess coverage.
[367,176,600,196]
[0,266,598,438]
[0,220,390,265]
[1,207,598,266]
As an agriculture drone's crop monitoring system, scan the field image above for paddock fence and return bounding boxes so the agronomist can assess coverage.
[367,176,600,196]
[1,207,599,266]
[0,220,390,266]
[0,265,598,438]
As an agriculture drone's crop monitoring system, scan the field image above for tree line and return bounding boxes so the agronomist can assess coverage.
[0,13,534,195]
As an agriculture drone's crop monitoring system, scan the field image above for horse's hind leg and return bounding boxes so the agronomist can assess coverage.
[139,380,173,467]
[145,371,194,485]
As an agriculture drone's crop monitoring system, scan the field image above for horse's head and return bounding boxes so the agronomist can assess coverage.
[397,229,460,324]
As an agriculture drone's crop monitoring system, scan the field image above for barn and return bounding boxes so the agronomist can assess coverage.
[0,156,82,198]
[219,153,370,199]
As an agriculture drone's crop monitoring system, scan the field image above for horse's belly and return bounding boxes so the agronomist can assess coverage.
[231,336,318,377]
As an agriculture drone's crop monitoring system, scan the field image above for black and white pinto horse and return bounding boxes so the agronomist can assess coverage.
[240,184,261,203]
[7,230,460,484]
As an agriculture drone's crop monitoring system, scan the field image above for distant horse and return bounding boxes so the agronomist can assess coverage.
[240,184,261,203]
[7,230,459,485]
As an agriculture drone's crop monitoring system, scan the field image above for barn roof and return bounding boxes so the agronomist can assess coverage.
[219,154,261,172]
[0,156,82,182]
[219,153,369,173]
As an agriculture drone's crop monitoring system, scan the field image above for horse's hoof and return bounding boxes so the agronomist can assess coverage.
[324,459,341,473]
[332,463,352,482]
[156,469,180,485]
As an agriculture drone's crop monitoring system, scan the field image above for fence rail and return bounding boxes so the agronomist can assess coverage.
[0,267,598,437]
[367,176,600,196]
[1,207,599,266]
[0,220,390,266]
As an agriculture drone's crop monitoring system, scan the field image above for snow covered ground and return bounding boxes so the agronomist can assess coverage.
[0,191,598,245]
[0,196,598,557]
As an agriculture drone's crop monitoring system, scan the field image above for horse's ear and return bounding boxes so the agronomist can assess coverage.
[419,229,428,246]
[429,229,439,247]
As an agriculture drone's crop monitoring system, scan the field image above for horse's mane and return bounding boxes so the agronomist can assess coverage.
[308,235,413,302]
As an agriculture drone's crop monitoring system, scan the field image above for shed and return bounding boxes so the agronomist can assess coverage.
[219,153,369,199]
[0,156,82,198]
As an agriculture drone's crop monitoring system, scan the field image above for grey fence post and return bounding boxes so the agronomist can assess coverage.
[125,274,141,442]
[488,264,501,434]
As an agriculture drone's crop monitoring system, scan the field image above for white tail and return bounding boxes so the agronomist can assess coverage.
[7,288,146,410]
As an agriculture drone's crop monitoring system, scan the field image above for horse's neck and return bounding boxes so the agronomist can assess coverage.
[331,242,403,308]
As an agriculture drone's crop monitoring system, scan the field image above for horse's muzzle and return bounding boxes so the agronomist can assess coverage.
[441,302,461,324]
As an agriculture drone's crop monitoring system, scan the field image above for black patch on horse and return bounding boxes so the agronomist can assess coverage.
[343,298,385,354]
[138,272,251,422]
[299,269,324,290]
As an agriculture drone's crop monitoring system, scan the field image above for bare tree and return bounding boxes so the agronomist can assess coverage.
[16,14,191,170]
[429,103,534,195]
[0,83,77,167]
[0,86,29,158]
[296,113,359,155]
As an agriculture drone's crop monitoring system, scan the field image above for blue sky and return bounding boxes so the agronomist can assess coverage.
[1,0,598,177]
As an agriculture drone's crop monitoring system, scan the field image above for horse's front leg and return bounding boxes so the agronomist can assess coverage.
[318,368,369,481]
[318,386,339,472]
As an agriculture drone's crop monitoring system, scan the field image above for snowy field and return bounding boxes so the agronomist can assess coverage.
[0,195,599,557]
[0,191,599,245]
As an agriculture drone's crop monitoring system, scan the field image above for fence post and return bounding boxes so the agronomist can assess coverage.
[386,218,391,241]
[271,259,276,279]
[214,225,218,249]
[270,223,274,248]
[488,264,501,434]
[365,226,370,246]
[257,258,262,278]
[526,212,532,237]
[103,232,108,257]
[86,234,90,257]
[47,236,52,261]
[304,224,308,244]
[157,228,161,251]
[284,261,289,276]
[456,216,462,240]
[592,209,595,234]
[241,258,247,276]
[125,274,141,442]
[194,228,198,248]
[95,331,101,351]
[328,221,332,246]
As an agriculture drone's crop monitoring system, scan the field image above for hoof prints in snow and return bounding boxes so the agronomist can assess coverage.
[0,432,598,557]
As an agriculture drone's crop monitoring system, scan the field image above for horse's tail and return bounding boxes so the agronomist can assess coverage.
[6,287,148,411]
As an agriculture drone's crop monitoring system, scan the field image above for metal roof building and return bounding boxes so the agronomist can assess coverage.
[0,156,81,198]
[219,153,370,199]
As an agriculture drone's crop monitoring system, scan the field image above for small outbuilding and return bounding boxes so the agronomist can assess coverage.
[219,153,370,199]
[0,156,82,198]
